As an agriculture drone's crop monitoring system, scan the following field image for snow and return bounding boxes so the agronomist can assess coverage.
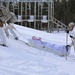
[0,24,75,75]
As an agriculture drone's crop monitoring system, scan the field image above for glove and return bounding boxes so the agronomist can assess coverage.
[65,30,69,33]
[66,45,70,47]
[66,45,71,51]
[70,35,74,38]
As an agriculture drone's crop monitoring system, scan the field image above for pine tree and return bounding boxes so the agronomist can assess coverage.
[68,0,75,22]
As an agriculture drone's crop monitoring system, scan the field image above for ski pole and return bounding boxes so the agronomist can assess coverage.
[65,33,68,60]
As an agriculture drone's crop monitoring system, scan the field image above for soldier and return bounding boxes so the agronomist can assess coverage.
[66,22,75,51]
[4,12,18,40]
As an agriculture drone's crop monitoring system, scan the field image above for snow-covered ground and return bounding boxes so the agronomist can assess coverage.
[0,24,75,75]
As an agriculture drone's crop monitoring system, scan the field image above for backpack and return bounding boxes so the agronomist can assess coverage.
[9,12,17,23]
[0,6,10,16]
[0,6,11,21]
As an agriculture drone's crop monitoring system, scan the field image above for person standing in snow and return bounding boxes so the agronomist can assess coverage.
[66,22,75,51]
[4,12,18,40]
[0,19,7,46]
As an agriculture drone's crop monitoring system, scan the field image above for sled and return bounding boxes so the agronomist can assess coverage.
[28,36,70,56]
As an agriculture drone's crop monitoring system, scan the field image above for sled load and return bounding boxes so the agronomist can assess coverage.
[28,36,71,56]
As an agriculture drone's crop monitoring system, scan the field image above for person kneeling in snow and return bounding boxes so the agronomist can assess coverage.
[4,12,18,40]
[66,22,75,51]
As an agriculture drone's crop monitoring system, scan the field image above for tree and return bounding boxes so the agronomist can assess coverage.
[68,0,75,22]
[54,0,75,25]
[54,0,63,21]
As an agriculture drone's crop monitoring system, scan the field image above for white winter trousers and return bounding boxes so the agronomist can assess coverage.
[70,38,75,52]
[4,23,17,38]
[0,27,6,45]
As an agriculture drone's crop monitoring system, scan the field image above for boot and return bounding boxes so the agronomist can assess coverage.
[15,37,18,40]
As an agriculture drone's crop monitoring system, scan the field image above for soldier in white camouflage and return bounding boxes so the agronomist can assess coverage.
[4,12,18,40]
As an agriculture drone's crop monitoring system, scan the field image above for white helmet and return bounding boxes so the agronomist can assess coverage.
[68,22,75,27]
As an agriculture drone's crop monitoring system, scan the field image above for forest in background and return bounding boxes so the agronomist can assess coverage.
[54,0,75,25]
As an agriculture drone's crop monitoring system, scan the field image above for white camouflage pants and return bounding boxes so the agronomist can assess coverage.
[4,23,17,38]
[0,27,6,45]
[70,38,75,52]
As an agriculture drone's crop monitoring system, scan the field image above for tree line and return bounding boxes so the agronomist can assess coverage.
[54,0,75,25]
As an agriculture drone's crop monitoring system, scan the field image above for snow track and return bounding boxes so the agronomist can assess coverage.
[0,25,75,75]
